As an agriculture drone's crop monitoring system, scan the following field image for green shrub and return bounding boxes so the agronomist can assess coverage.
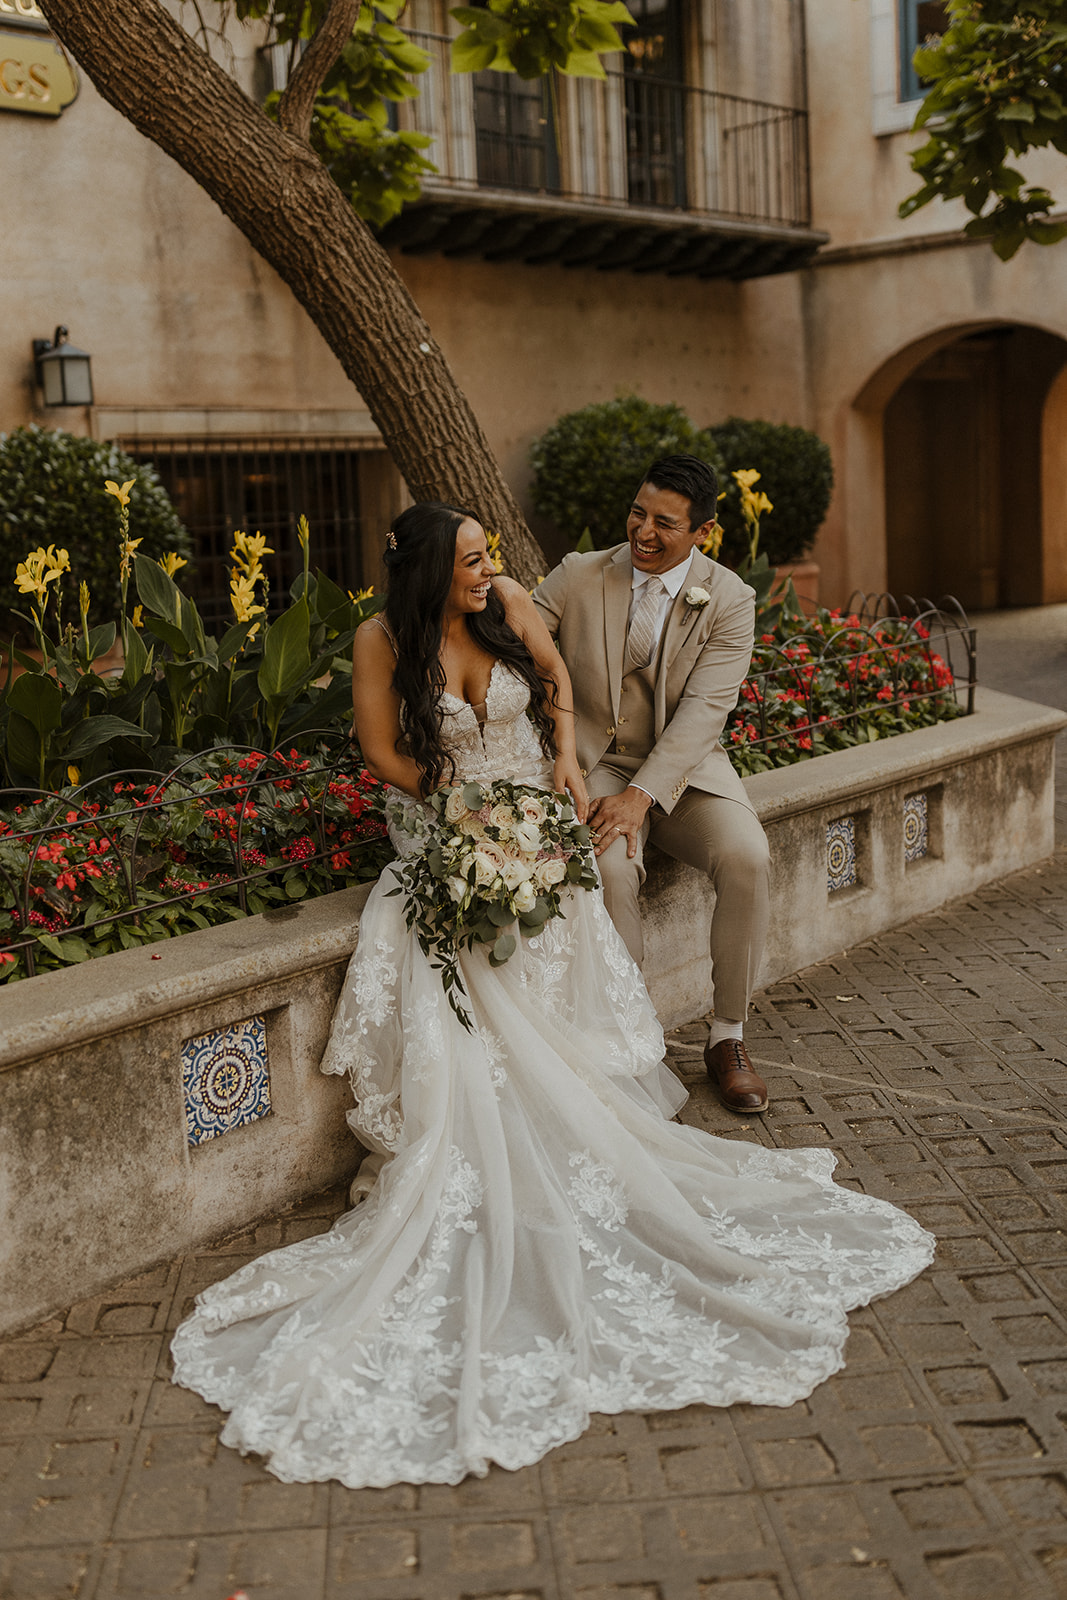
[530,396,723,549]
[705,417,833,569]
[0,426,192,635]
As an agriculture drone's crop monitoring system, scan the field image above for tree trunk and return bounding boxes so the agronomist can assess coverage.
[39,0,548,587]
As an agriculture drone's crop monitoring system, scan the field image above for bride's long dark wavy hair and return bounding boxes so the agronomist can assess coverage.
[382,503,558,792]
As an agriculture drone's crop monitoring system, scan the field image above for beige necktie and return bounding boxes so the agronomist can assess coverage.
[625,576,665,671]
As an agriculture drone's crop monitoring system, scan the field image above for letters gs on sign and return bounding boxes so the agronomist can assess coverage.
[0,19,78,116]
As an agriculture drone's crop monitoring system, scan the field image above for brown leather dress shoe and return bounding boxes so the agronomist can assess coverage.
[704,1038,769,1114]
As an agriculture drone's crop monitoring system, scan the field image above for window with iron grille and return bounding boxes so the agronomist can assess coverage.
[473,71,560,193]
[123,438,366,630]
[623,0,688,209]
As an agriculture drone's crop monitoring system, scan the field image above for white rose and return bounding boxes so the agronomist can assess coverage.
[513,821,542,854]
[685,585,711,609]
[519,796,547,825]
[501,857,533,889]
[444,789,470,823]
[535,857,568,888]
[473,841,507,885]
[512,879,537,914]
[448,875,469,904]
[459,816,486,840]
[488,803,515,833]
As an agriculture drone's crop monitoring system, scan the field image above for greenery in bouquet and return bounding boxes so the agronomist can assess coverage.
[0,747,393,980]
[386,778,597,1029]
[725,609,962,776]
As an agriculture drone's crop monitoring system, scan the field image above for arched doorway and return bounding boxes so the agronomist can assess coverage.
[882,325,1067,610]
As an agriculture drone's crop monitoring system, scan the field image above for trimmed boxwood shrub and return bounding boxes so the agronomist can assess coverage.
[530,396,723,549]
[0,426,192,637]
[706,416,833,569]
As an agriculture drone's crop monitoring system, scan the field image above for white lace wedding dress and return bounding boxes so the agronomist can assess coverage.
[171,663,935,1487]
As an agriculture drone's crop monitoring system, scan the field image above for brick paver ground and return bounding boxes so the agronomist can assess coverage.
[5,845,1067,1600]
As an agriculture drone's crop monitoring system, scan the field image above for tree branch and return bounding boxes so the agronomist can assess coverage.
[278,0,362,143]
[36,0,546,586]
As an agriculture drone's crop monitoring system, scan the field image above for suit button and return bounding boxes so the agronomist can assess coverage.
[606,726,615,736]
[618,744,627,753]
[618,717,627,725]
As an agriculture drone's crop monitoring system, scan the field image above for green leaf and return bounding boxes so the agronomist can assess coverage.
[121,622,153,688]
[462,781,485,811]
[7,672,62,739]
[61,714,152,760]
[134,553,183,625]
[489,932,516,965]
[258,597,311,703]
[5,711,42,783]
[450,30,499,72]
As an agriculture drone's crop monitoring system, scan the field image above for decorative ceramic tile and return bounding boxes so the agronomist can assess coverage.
[182,1015,271,1147]
[827,816,858,893]
[904,792,929,863]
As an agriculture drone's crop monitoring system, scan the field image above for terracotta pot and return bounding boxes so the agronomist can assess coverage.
[773,559,819,606]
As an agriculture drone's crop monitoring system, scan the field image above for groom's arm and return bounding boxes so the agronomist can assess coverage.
[529,554,576,640]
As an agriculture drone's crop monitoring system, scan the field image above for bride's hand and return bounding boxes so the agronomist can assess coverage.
[553,756,588,822]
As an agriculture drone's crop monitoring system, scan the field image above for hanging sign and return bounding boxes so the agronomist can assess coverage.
[0,27,78,115]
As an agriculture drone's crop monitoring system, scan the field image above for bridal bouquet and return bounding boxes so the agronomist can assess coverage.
[386,779,597,1029]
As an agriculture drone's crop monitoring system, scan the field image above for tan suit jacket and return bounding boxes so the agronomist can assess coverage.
[532,544,756,817]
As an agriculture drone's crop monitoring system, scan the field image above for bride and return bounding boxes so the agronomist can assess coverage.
[171,503,934,1488]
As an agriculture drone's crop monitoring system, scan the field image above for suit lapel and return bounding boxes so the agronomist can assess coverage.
[656,551,715,724]
[603,549,632,718]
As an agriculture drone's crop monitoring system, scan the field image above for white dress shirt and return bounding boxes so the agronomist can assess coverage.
[625,552,696,804]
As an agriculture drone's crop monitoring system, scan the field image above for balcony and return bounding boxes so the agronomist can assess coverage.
[380,33,827,280]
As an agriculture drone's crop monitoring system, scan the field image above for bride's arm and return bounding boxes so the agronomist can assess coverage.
[495,578,588,821]
[351,621,426,799]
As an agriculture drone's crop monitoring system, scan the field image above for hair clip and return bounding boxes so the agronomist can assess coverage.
[386,530,398,550]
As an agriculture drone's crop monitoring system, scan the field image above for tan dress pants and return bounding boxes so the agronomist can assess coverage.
[588,764,771,1023]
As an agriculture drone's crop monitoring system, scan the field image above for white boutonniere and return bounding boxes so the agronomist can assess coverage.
[684,586,711,609]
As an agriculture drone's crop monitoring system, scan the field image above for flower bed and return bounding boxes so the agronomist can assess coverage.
[724,602,972,776]
[0,743,392,980]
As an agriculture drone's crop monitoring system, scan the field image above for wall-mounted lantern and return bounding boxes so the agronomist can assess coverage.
[32,326,93,406]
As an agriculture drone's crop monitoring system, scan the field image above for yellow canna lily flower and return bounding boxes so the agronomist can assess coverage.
[732,468,761,490]
[104,478,136,508]
[230,570,266,624]
[67,765,80,786]
[296,515,310,552]
[131,604,144,630]
[348,585,375,602]
[158,551,188,577]
[699,520,725,559]
[231,529,274,569]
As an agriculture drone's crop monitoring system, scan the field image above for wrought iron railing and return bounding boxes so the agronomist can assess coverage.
[401,32,812,229]
[725,595,977,767]
[0,735,390,979]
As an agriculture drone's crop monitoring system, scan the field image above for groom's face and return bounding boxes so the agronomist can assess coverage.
[626,482,710,576]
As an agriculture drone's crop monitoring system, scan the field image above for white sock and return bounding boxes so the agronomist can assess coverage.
[708,1017,744,1048]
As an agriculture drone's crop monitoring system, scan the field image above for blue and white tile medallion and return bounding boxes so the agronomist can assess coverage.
[904,792,929,863]
[826,816,858,893]
[181,1014,271,1147]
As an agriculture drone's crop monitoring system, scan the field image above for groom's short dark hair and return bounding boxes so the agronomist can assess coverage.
[641,455,719,531]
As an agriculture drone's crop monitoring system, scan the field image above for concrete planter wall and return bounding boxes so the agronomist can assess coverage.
[1,686,1063,1335]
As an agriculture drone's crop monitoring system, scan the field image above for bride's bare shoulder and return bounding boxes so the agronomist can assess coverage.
[353,614,397,670]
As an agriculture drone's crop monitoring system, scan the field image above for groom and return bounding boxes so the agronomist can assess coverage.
[533,453,771,1113]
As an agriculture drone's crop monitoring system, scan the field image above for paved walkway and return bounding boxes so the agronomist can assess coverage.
[4,608,1067,1600]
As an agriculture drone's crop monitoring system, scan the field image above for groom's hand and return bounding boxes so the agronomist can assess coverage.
[588,787,653,859]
